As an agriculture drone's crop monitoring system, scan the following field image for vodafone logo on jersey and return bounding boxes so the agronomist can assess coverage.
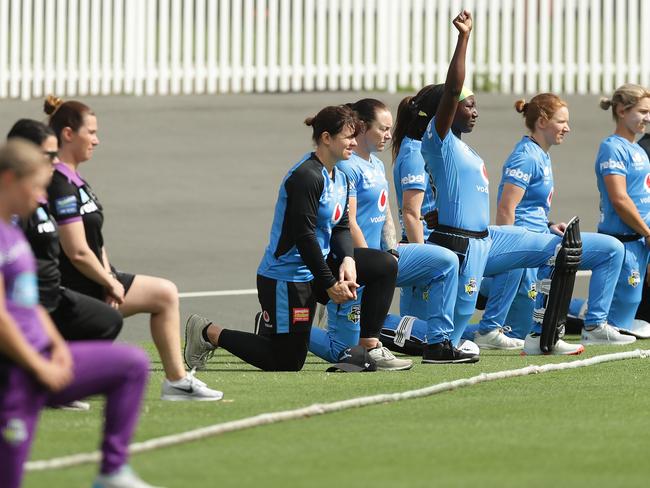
[480,163,489,184]
[547,187,554,206]
[644,174,650,193]
[377,188,388,212]
[332,202,343,223]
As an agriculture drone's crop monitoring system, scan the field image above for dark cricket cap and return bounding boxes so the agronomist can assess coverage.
[326,345,377,373]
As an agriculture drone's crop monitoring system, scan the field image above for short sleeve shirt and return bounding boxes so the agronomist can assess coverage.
[337,153,388,250]
[497,136,554,233]
[393,137,437,241]
[421,118,490,231]
[47,163,105,297]
[595,135,650,235]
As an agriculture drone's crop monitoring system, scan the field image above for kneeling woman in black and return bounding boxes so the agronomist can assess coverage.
[184,105,398,371]
[7,119,123,341]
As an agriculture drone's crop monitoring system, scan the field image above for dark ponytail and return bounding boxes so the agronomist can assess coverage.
[391,84,444,162]
[392,96,416,161]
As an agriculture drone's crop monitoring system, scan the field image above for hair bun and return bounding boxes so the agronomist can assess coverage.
[514,99,527,114]
[43,94,63,115]
[599,97,613,110]
[304,116,315,127]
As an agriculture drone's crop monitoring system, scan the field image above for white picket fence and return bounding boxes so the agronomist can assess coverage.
[1,0,649,101]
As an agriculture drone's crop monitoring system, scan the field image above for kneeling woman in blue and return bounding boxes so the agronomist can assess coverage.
[419,10,583,355]
[474,94,627,349]
[595,84,650,338]
[309,99,468,366]
[185,105,398,371]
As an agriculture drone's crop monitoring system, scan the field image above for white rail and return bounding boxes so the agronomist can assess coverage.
[1,0,648,100]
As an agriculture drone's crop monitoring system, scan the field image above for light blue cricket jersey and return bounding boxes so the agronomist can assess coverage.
[497,136,554,233]
[393,137,437,240]
[596,134,650,236]
[336,153,388,250]
[421,118,490,232]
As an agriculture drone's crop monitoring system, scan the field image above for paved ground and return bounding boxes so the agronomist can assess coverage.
[0,92,616,340]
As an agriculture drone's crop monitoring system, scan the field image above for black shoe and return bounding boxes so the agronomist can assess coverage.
[422,340,479,364]
[379,328,424,356]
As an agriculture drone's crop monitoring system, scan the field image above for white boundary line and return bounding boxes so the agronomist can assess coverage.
[179,272,591,299]
[178,289,257,298]
[26,348,648,472]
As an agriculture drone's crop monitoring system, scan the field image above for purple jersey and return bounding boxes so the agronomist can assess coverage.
[0,219,50,355]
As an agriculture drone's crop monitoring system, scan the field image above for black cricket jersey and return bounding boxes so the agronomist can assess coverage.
[257,153,354,289]
[47,162,106,299]
[17,200,61,311]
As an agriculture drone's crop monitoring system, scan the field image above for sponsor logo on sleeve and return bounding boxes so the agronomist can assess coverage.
[400,173,426,186]
[599,159,626,171]
[54,195,78,216]
[504,167,531,183]
[292,307,311,323]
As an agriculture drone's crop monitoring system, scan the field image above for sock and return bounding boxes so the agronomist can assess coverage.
[202,325,211,342]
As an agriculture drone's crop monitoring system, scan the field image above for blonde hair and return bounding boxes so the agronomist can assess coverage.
[600,84,650,120]
[514,93,567,132]
[0,139,48,178]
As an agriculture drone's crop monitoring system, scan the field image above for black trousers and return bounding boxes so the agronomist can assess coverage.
[219,248,398,371]
[50,288,123,341]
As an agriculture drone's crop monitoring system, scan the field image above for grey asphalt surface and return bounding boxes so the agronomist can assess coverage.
[0,92,615,341]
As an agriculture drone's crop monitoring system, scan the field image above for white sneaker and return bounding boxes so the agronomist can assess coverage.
[618,319,650,339]
[368,345,413,371]
[93,465,164,488]
[161,370,223,401]
[474,327,524,350]
[458,339,480,356]
[581,323,637,345]
[184,314,216,370]
[521,333,585,356]
[57,400,90,411]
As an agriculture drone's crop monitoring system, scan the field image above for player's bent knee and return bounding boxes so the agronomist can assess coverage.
[155,278,179,307]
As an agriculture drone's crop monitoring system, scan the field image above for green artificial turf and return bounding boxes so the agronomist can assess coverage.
[22,340,650,488]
